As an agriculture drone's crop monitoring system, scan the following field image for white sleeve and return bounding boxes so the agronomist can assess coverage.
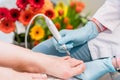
[93,0,120,31]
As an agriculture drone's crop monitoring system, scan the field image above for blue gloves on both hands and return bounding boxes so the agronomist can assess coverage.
[76,58,116,80]
[53,21,99,53]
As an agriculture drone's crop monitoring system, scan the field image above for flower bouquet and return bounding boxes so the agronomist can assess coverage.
[0,0,88,48]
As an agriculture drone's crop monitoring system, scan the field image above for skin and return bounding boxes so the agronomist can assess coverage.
[0,41,85,79]
[112,57,120,69]
[0,67,47,80]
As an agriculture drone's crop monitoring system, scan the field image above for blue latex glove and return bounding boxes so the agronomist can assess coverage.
[53,21,99,53]
[75,58,116,80]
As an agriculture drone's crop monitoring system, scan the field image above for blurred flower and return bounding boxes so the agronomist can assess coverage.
[75,6,83,13]
[76,2,85,9]
[33,40,40,46]
[19,10,33,26]
[0,18,16,33]
[29,25,45,41]
[29,6,42,15]
[63,17,69,24]
[66,24,73,30]
[55,22,61,30]
[16,0,29,9]
[58,9,64,16]
[0,8,10,19]
[40,0,54,13]
[45,9,55,19]
[10,8,20,22]
[70,1,76,8]
[75,2,85,13]
[48,35,52,39]
[55,2,68,17]
[29,0,44,8]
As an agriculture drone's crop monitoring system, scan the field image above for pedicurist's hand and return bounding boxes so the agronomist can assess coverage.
[75,58,116,80]
[53,21,99,53]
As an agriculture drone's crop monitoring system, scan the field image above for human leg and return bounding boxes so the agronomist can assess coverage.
[0,41,85,79]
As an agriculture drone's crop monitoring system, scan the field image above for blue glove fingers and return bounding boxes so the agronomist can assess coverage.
[56,43,73,53]
[59,30,68,37]
[59,30,73,45]
[75,58,116,80]
[52,36,74,53]
[59,43,73,50]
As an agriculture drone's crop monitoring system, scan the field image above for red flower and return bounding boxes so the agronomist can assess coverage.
[29,0,44,8]
[0,8,10,19]
[10,8,20,22]
[19,10,34,26]
[45,9,55,19]
[16,0,29,9]
[0,18,16,33]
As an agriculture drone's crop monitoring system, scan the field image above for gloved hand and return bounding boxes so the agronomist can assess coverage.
[53,21,99,53]
[75,58,116,80]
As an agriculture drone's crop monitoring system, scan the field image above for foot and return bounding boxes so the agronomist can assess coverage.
[37,55,85,79]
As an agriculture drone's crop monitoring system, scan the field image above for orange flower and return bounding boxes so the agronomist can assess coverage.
[75,6,83,13]
[75,2,85,13]
[40,0,54,13]
[0,18,16,33]
[33,41,40,46]
[66,24,73,30]
[70,1,85,13]
[63,17,69,24]
[48,35,52,39]
[29,6,42,15]
[58,9,64,16]
[19,10,34,26]
[76,2,85,9]
[70,1,76,8]
[55,22,61,30]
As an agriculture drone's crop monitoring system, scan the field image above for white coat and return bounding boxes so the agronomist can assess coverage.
[88,0,120,60]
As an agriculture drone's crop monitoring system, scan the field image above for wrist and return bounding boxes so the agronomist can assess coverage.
[85,21,99,40]
[91,18,106,32]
